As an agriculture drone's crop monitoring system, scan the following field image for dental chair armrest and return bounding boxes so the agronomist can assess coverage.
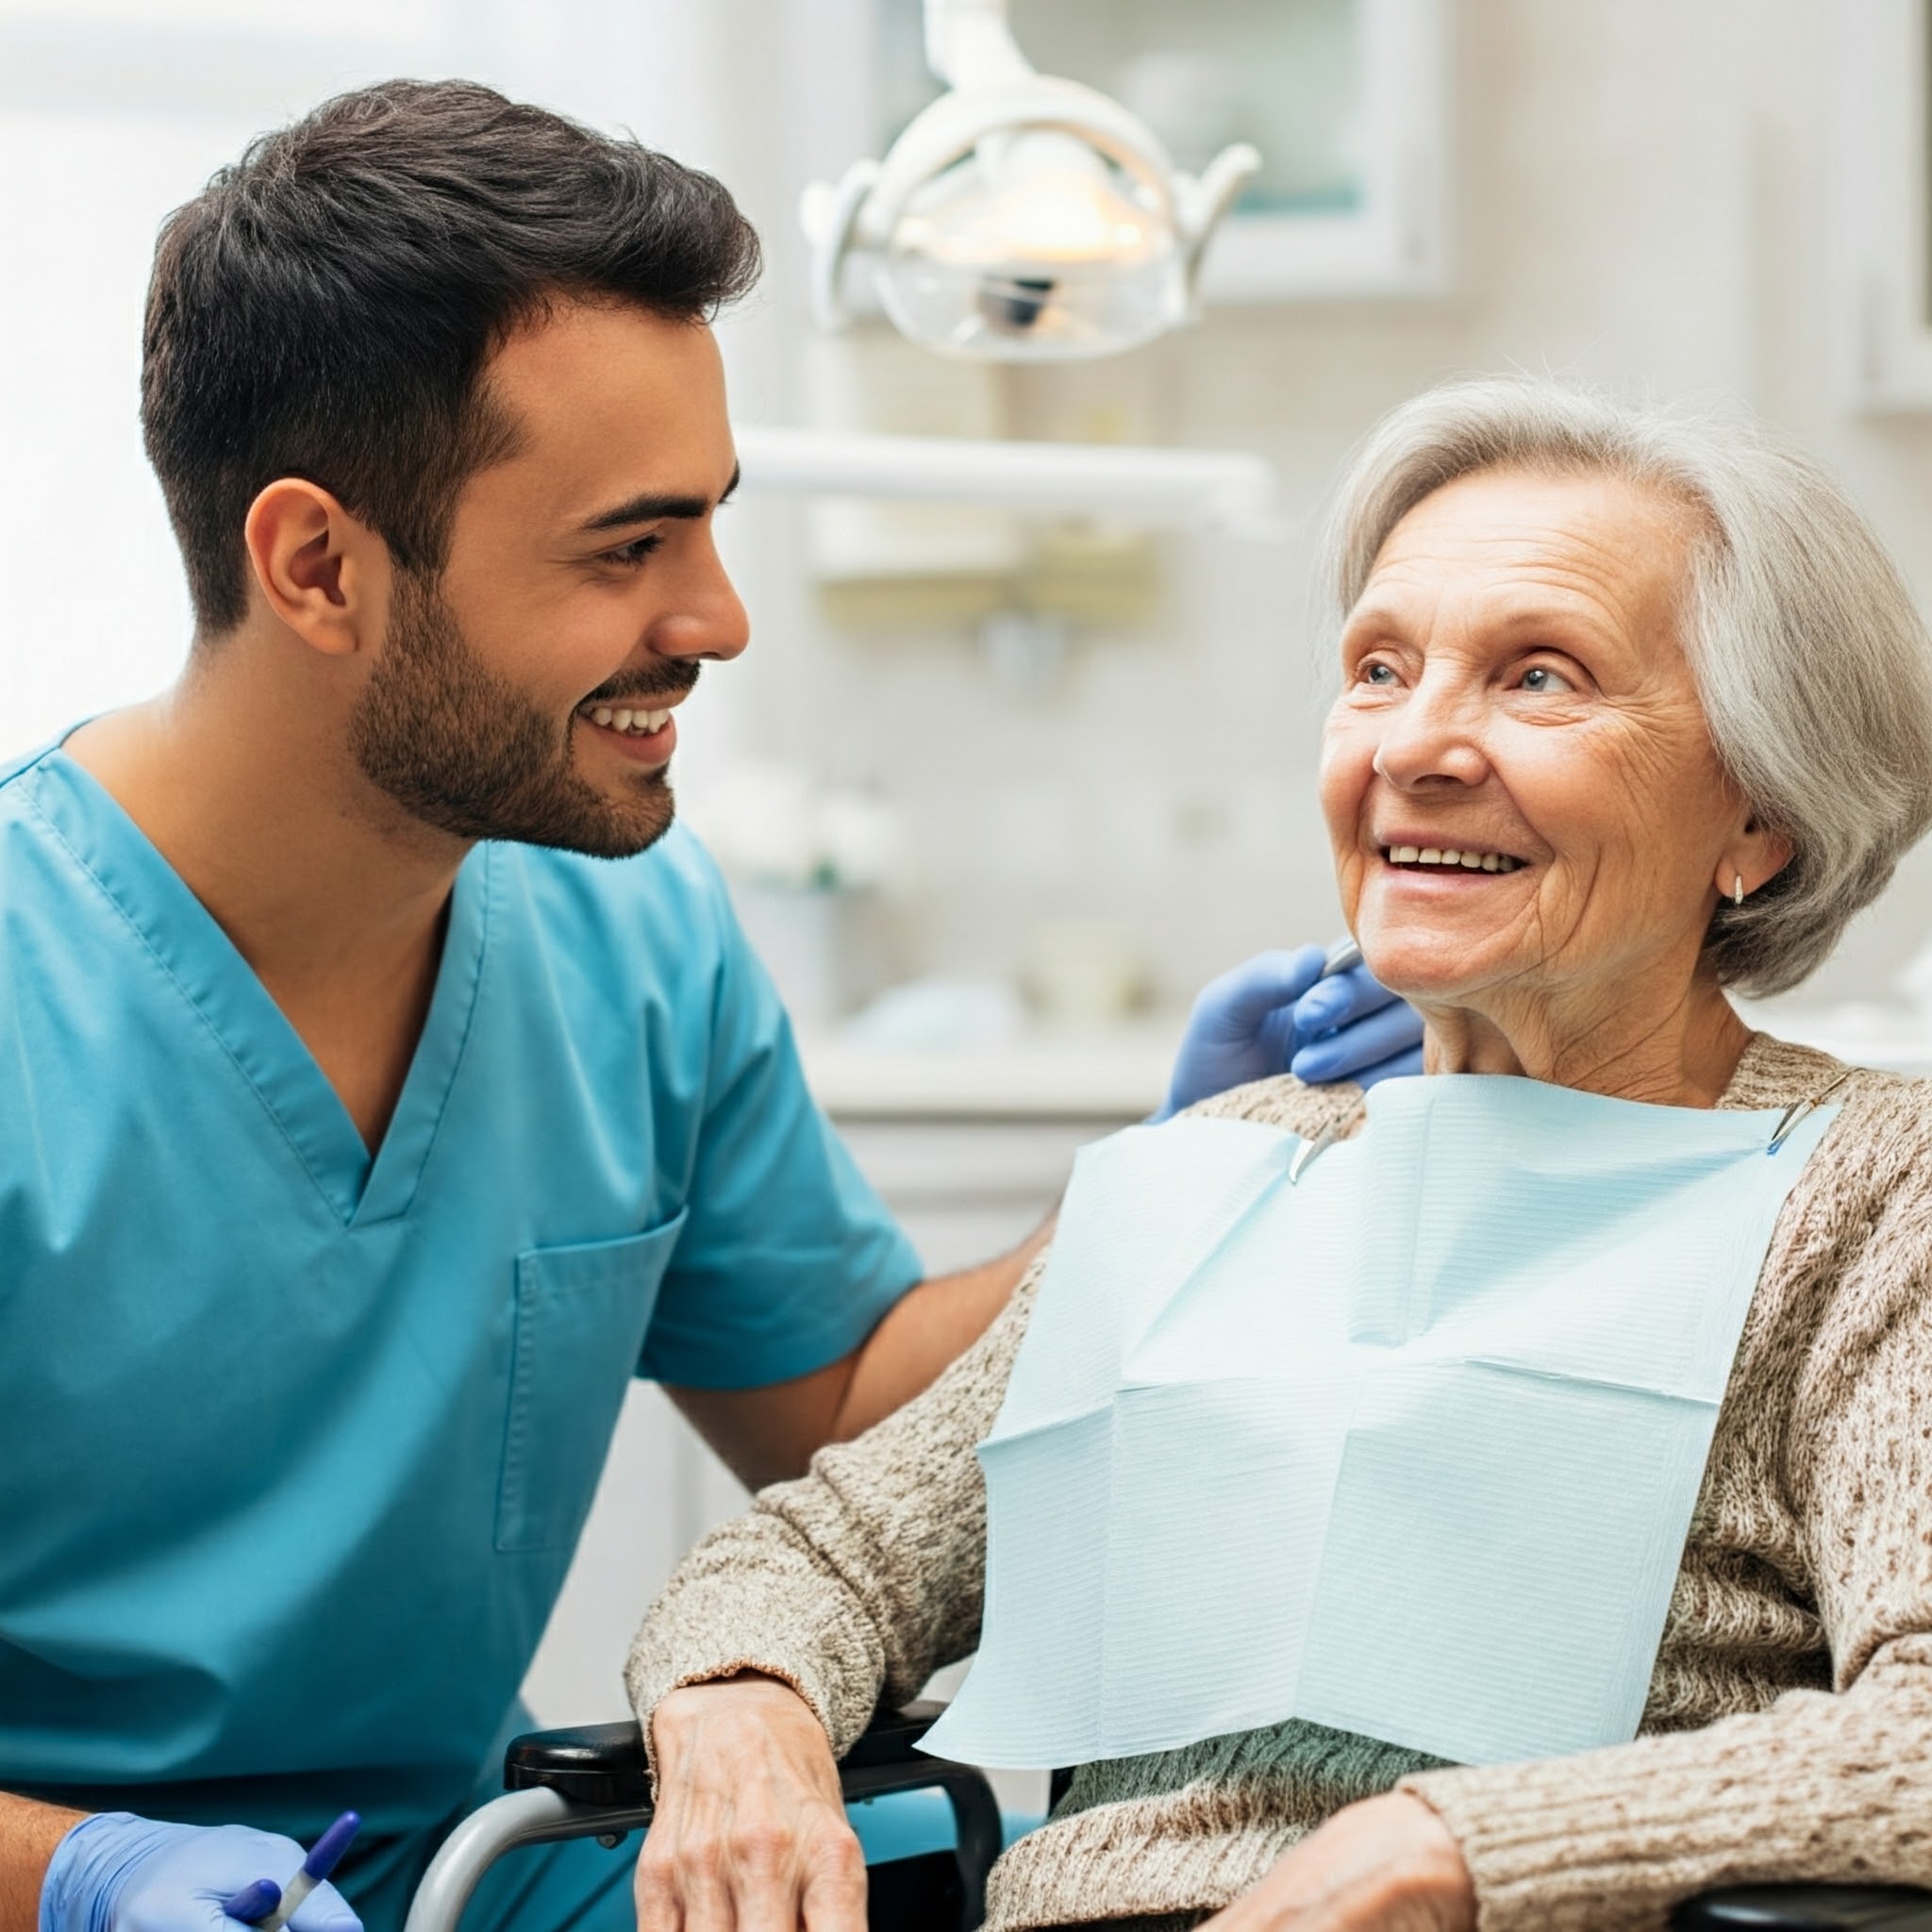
[502,1698,953,1808]
[1674,1885,1932,1929]
[500,1701,997,1930]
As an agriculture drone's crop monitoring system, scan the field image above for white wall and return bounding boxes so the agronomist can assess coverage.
[712,0,1932,1018]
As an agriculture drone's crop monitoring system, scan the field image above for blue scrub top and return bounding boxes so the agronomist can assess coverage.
[0,742,921,1851]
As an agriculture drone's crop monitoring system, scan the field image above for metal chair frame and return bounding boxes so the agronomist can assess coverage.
[401,1708,1932,1932]
[401,1703,1000,1932]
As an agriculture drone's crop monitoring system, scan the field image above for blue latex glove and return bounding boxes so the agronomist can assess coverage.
[42,1814,360,1932]
[1157,943,1424,1119]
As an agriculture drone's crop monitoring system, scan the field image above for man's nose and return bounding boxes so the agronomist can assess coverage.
[653,530,750,664]
[1369,673,1490,790]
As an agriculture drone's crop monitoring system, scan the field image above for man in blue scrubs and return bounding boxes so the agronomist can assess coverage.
[0,80,1420,1932]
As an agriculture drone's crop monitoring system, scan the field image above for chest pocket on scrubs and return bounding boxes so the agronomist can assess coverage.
[496,1212,688,1555]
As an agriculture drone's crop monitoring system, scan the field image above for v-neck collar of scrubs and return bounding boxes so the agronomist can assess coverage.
[27,748,490,1229]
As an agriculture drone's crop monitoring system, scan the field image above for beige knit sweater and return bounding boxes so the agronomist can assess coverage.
[626,1035,1932,1931]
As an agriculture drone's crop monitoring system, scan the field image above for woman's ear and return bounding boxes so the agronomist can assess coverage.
[242,478,390,659]
[1716,817,1795,902]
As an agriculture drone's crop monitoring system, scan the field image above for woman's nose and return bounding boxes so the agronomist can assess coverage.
[1369,679,1490,790]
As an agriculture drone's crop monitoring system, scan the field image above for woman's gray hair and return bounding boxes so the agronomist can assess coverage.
[1323,376,1932,996]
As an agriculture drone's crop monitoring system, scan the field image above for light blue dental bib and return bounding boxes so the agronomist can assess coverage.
[924,1075,1838,1773]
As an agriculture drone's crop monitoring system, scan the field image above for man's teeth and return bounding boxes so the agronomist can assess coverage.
[584,705,673,735]
[1384,844,1523,873]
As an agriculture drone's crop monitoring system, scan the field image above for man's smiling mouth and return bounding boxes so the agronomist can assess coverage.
[577,703,674,738]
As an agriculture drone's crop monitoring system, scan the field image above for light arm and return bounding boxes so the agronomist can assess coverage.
[923,0,1033,89]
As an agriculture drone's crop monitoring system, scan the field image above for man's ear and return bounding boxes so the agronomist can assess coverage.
[242,478,389,659]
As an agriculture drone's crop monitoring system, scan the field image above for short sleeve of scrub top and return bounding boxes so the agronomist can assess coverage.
[0,741,922,1857]
[631,839,919,1387]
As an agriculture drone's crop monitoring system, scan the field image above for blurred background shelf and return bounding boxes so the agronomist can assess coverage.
[799,1019,1177,1119]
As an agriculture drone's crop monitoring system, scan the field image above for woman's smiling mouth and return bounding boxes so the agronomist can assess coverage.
[1379,842,1528,874]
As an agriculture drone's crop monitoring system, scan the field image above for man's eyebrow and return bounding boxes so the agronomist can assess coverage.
[577,462,741,534]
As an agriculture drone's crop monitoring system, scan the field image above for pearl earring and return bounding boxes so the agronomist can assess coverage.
[1733,874,1745,906]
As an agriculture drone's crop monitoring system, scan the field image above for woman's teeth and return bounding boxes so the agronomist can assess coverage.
[582,705,673,736]
[1383,845,1524,874]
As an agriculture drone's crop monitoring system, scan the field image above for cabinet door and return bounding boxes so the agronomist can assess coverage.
[836,1115,1123,1270]
[1837,0,1932,409]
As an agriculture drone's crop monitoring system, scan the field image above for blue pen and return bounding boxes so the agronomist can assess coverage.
[225,1812,360,1931]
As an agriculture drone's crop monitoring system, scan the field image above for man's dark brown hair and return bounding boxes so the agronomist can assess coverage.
[141,79,761,635]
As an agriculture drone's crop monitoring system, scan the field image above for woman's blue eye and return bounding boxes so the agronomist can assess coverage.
[1361,662,1398,685]
[1519,664,1573,693]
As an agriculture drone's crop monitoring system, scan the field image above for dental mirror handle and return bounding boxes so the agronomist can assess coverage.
[1322,937,1363,979]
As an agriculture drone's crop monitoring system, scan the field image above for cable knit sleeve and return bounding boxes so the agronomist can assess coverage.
[625,1257,1044,1781]
[1402,1086,1932,1932]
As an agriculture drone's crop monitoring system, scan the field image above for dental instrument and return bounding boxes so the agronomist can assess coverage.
[225,1812,359,1930]
[1322,937,1363,979]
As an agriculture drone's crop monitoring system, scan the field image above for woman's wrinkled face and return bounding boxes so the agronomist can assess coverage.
[1321,466,1749,1019]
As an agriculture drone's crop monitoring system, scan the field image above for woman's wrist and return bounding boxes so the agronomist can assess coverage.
[655,1669,817,1723]
[650,1672,830,1775]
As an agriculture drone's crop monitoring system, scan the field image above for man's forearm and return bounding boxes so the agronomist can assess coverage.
[1,1792,85,1932]
[669,1217,1054,1491]
[829,1216,1053,1442]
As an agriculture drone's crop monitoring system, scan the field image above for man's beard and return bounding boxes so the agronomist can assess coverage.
[349,569,693,858]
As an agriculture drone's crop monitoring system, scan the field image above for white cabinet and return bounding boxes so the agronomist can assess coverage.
[837,1112,1129,1269]
[1837,0,1932,408]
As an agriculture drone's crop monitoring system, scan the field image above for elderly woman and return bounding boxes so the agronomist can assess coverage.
[623,378,1932,1932]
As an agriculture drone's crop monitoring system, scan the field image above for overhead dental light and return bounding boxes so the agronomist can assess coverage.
[801,0,1260,360]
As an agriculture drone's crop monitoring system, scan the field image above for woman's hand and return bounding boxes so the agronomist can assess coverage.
[1201,1792,1476,1932]
[636,1674,867,1931]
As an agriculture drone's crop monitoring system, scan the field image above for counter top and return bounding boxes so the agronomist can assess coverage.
[800,1004,1932,1120]
[800,1018,1183,1119]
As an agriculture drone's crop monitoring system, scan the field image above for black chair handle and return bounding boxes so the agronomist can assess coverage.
[504,1720,647,1807]
[1673,1885,1932,1929]
[502,1703,998,1930]
[503,1698,955,1806]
